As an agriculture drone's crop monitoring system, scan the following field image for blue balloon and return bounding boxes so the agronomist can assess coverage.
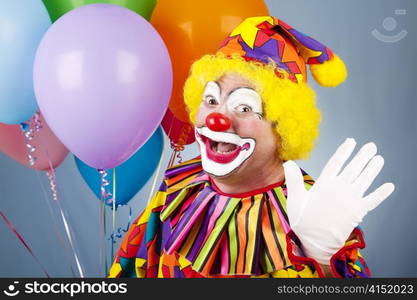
[75,127,164,206]
[0,0,51,124]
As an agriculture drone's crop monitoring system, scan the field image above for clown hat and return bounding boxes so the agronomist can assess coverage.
[217,16,347,87]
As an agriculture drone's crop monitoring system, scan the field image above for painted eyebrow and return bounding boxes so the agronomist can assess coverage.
[203,81,220,97]
[212,81,256,98]
[213,81,255,97]
[227,86,255,97]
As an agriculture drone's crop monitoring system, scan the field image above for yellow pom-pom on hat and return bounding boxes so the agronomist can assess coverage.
[310,54,347,87]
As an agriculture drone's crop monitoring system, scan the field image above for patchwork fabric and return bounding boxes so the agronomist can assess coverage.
[218,16,334,83]
[109,157,371,278]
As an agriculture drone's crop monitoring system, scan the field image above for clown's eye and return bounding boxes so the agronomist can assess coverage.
[205,96,218,106]
[236,104,252,113]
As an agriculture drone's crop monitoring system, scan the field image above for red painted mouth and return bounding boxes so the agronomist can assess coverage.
[197,132,250,164]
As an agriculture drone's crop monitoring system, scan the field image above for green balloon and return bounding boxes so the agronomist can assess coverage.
[42,0,157,22]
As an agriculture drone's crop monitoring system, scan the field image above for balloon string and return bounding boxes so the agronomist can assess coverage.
[46,169,59,201]
[97,168,119,265]
[20,111,42,166]
[146,138,166,205]
[170,143,184,164]
[98,169,113,205]
[45,145,59,202]
[43,150,85,277]
[111,168,116,261]
[103,203,108,274]
[0,211,50,277]
[33,122,84,277]
[34,170,73,275]
[176,150,183,164]
[34,171,66,241]
[168,147,184,166]
[169,141,185,165]
[97,169,112,273]
[168,149,177,168]
[99,200,106,276]
[108,205,132,244]
[57,205,85,277]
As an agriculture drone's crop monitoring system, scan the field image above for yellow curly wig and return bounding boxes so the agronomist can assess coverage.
[183,53,321,161]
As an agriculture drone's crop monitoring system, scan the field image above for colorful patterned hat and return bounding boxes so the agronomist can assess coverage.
[217,16,347,87]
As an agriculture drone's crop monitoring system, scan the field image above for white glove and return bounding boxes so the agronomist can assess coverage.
[283,138,395,265]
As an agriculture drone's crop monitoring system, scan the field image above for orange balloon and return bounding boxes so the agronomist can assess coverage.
[151,0,269,122]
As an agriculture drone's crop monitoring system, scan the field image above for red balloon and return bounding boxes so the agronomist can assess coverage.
[206,113,231,132]
[161,109,195,147]
[0,113,68,171]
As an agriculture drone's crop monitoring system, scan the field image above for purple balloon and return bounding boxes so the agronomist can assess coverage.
[34,4,172,169]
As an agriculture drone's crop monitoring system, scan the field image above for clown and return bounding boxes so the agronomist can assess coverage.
[109,16,394,278]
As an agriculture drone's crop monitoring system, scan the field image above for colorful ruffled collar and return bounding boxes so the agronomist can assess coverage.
[160,158,314,276]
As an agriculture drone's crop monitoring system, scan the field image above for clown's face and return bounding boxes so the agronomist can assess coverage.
[195,72,281,180]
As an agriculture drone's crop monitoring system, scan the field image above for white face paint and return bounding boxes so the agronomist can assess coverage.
[202,81,221,106]
[195,127,256,177]
[195,81,263,177]
[227,87,263,117]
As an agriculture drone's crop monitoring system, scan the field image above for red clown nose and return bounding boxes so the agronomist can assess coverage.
[206,113,231,132]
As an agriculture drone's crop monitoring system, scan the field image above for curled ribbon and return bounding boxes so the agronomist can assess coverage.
[97,169,113,206]
[107,205,132,244]
[170,141,185,165]
[46,169,59,201]
[20,111,42,166]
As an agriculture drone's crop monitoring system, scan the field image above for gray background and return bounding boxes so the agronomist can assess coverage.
[0,0,416,277]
